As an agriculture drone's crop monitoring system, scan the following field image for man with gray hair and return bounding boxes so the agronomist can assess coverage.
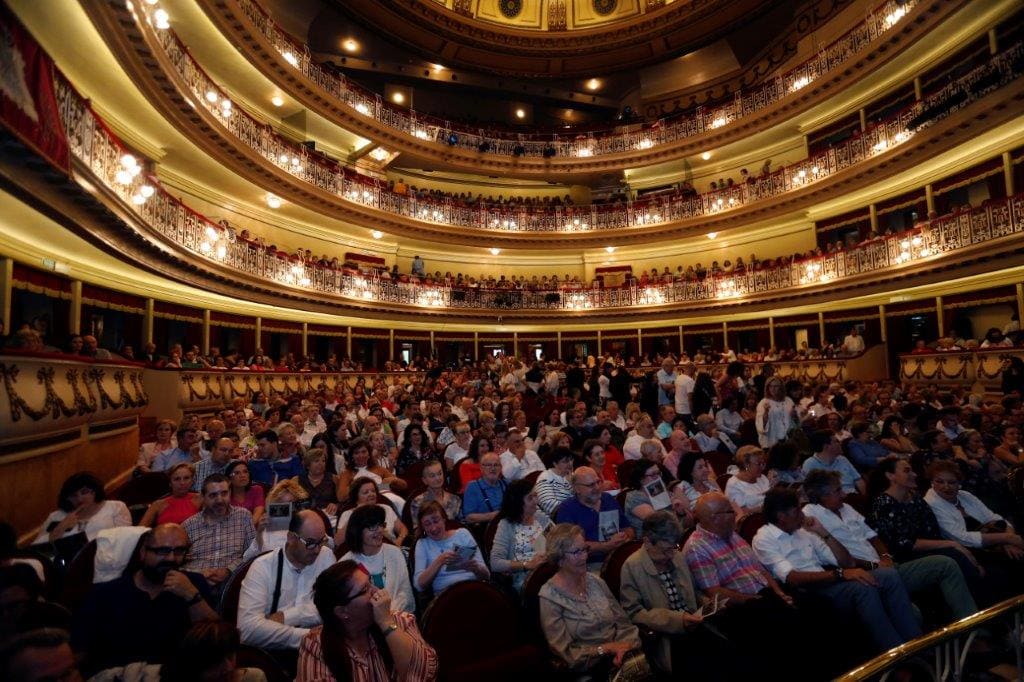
[673,363,696,431]
[191,437,235,492]
[555,467,633,568]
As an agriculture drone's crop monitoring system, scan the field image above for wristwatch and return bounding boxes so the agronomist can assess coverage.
[834,567,845,581]
[383,621,400,637]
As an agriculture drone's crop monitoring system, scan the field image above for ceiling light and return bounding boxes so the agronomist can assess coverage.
[392,92,405,104]
[140,184,155,198]
[586,78,600,91]
[205,91,218,103]
[369,147,390,161]
[271,95,284,107]
[431,63,445,72]
[489,248,501,256]
[371,230,383,239]
[153,8,170,29]
[266,194,282,209]
[701,152,711,161]
[115,170,132,185]
[515,108,526,119]
[282,51,298,67]
[342,39,359,52]
[605,246,616,253]
[707,232,717,239]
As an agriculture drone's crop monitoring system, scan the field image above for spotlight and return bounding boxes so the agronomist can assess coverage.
[447,133,459,146]
[513,144,526,157]
[478,141,491,153]
[543,146,556,158]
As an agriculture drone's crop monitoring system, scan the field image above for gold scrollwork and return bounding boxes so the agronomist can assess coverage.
[68,369,97,414]
[201,375,223,400]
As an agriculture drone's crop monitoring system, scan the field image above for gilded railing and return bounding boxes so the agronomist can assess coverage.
[129,0,1022,234]
[900,349,1024,391]
[217,0,916,159]
[51,69,1024,311]
[837,594,1024,681]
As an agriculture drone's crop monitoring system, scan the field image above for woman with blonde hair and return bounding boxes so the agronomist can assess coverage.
[247,478,311,556]
[139,462,200,526]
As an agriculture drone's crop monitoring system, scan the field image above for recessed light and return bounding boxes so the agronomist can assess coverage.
[586,78,600,91]
[371,230,383,239]
[432,63,445,72]
[271,95,284,107]
[392,92,405,104]
[706,232,717,239]
[701,152,711,161]
[266,194,282,209]
[515,108,526,119]
[489,247,501,256]
[343,39,359,52]
[605,246,616,253]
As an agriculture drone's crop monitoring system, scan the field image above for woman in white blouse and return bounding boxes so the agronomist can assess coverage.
[755,377,795,448]
[724,447,771,518]
[340,504,415,613]
[33,472,131,545]
[924,460,1024,559]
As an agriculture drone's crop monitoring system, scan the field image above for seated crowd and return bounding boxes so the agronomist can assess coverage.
[5,349,1024,681]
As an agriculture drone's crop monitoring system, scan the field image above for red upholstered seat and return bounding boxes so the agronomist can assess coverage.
[738,512,767,543]
[600,540,642,600]
[421,580,550,681]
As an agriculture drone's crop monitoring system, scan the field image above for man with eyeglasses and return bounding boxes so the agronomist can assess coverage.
[463,453,508,524]
[238,510,334,652]
[555,467,633,569]
[499,428,544,482]
[71,523,216,676]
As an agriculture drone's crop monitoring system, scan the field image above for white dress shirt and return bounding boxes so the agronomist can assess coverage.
[500,449,545,481]
[673,374,695,415]
[924,489,1005,548]
[802,503,879,562]
[752,524,838,583]
[238,546,335,649]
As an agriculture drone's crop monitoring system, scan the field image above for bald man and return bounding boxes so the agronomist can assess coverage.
[238,510,334,651]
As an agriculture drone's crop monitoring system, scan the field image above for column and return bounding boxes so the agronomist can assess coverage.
[1016,284,1024,324]
[255,317,263,352]
[817,312,825,346]
[678,325,684,356]
[143,298,154,347]
[988,28,998,55]
[202,309,211,355]
[346,325,352,359]
[936,296,944,337]
[878,305,889,379]
[859,108,867,132]
[597,330,602,356]
[512,331,518,358]
[389,329,395,362]
[556,331,561,360]
[913,77,922,101]
[430,330,435,356]
[474,332,479,361]
[768,317,776,350]
[869,204,878,231]
[1004,152,1015,197]
[925,184,935,215]
[69,280,82,335]
[636,328,642,357]
[721,321,728,349]
[0,257,13,334]
[301,322,308,357]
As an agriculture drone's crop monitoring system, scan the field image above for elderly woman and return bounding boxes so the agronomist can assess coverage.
[534,447,576,517]
[33,472,131,545]
[340,505,415,614]
[408,461,461,531]
[724,446,770,517]
[624,461,691,537]
[675,452,722,505]
[296,448,338,515]
[755,376,795,448]
[138,462,200,526]
[538,524,645,676]
[413,501,489,594]
[336,477,408,547]
[619,511,707,675]
[137,419,177,473]
[298,560,438,682]
[226,460,265,528]
[489,478,548,592]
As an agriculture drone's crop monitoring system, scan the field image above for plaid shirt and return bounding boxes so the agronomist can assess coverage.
[182,507,255,573]
[682,525,770,595]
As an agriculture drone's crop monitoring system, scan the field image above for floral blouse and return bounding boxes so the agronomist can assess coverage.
[869,492,943,560]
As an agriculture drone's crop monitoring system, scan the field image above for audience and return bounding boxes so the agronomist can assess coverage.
[181,474,256,589]
[412,501,488,595]
[339,505,415,614]
[33,473,131,546]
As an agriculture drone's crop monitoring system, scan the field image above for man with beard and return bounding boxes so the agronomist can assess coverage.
[71,523,216,676]
[182,474,256,588]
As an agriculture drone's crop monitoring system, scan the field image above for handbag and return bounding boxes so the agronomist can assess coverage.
[608,650,653,682]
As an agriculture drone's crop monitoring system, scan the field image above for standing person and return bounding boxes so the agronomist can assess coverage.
[298,560,438,681]
[755,377,795,448]
[673,363,695,430]
[655,358,677,411]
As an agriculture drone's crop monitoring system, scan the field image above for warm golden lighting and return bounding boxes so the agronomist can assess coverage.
[371,230,383,239]
[489,247,501,256]
[586,78,601,91]
[392,92,405,104]
[343,39,359,52]
[515,108,526,119]
[271,95,284,107]
[701,151,711,161]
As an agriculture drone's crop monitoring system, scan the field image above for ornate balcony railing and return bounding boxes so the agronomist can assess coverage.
[117,4,1024,236]
[208,0,917,160]
[51,68,1024,313]
[900,348,1024,392]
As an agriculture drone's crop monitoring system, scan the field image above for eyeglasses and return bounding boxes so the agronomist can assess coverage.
[566,546,589,557]
[290,533,329,550]
[145,545,189,557]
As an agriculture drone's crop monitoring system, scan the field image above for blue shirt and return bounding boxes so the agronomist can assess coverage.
[846,439,890,469]
[462,478,507,518]
[801,454,862,494]
[247,455,304,487]
[413,528,482,593]
[655,369,676,406]
[554,494,629,564]
[152,448,191,472]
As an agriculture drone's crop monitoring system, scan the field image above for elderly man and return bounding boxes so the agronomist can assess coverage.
[693,414,736,456]
[663,428,695,479]
[752,488,921,653]
[238,510,334,651]
[192,437,235,492]
[182,474,256,588]
[72,523,216,675]
[655,358,677,409]
[499,428,544,482]
[555,467,634,568]
[463,452,507,523]
[623,416,663,461]
[802,470,978,621]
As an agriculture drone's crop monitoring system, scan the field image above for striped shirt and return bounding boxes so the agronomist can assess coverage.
[682,526,770,595]
[182,507,256,573]
[296,612,438,682]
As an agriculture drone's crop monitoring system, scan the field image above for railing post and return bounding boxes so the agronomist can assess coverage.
[925,184,935,215]
[878,305,890,380]
[1004,152,1015,197]
[202,309,211,356]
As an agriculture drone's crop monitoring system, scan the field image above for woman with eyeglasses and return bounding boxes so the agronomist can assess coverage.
[139,462,200,527]
[539,524,644,677]
[335,478,409,548]
[339,505,415,614]
[298,560,438,682]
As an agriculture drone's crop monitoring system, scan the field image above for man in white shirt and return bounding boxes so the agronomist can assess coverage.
[623,415,659,460]
[752,488,921,653]
[606,401,627,431]
[499,428,545,481]
[673,363,695,428]
[841,327,865,355]
[238,510,335,651]
[802,470,978,621]
[443,422,474,471]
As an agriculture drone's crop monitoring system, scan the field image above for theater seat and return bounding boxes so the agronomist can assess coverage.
[236,645,290,682]
[217,553,268,624]
[58,540,98,611]
[421,580,550,681]
[600,540,642,599]
[523,470,542,486]
[111,472,169,508]
[703,450,734,477]
[738,512,767,543]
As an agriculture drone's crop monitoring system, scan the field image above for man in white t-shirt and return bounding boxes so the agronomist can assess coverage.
[673,362,695,427]
[841,327,865,355]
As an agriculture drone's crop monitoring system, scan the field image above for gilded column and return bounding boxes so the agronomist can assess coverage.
[202,309,211,355]
[301,322,308,357]
[936,296,944,337]
[69,280,82,335]
[143,298,154,347]
[0,257,13,334]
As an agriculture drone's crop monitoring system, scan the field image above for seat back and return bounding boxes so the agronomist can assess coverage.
[716,473,733,491]
[843,492,870,516]
[738,512,767,543]
[617,460,639,489]
[481,516,502,563]
[521,561,558,632]
[523,470,542,487]
[600,540,642,599]
[703,450,734,478]
[218,552,268,624]
[111,472,169,507]
[399,459,428,490]
[58,540,98,611]
[236,645,290,682]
